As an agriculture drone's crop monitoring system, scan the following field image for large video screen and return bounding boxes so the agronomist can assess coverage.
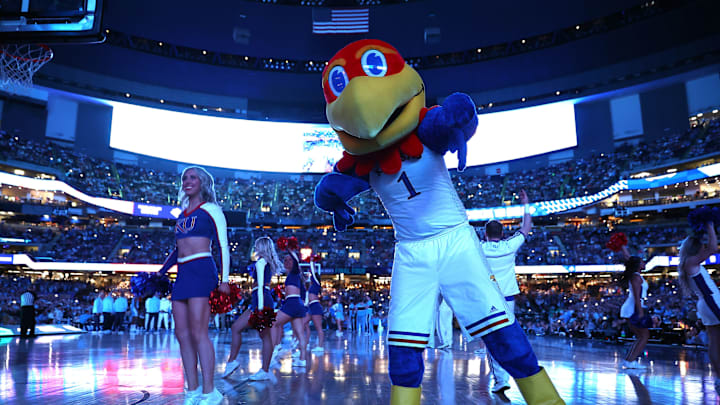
[109,100,577,173]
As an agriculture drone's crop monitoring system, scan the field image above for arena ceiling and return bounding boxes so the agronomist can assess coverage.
[25,0,720,121]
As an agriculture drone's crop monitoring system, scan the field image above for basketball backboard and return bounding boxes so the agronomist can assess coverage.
[0,0,105,44]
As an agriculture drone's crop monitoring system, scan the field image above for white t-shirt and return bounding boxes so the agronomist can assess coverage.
[369,150,468,241]
[113,297,128,313]
[159,298,172,312]
[145,296,161,313]
[481,232,525,296]
[20,292,35,307]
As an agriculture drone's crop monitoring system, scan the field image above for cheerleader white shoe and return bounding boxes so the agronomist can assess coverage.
[183,387,202,405]
[292,358,306,368]
[249,369,273,381]
[222,359,241,378]
[197,388,223,405]
[311,346,325,354]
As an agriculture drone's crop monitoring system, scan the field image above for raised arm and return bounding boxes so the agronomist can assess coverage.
[688,222,719,267]
[620,245,632,262]
[417,92,478,171]
[519,189,533,238]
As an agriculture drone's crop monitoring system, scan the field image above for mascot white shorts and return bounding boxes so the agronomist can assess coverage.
[387,223,514,348]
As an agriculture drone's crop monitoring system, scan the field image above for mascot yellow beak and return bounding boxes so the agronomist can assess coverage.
[325,64,425,156]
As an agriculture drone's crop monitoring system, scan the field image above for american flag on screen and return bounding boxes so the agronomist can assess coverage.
[312,9,369,34]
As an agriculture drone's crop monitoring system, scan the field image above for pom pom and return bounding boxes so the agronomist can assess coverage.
[248,307,276,332]
[273,284,285,301]
[208,283,242,314]
[130,272,171,297]
[303,254,322,263]
[688,207,720,234]
[605,232,628,252]
[277,236,299,251]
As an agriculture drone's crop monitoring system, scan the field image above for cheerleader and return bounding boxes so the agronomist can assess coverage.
[618,245,650,369]
[271,249,309,367]
[157,166,230,405]
[222,236,282,380]
[679,222,720,393]
[304,259,325,353]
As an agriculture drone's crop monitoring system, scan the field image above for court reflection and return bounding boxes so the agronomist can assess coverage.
[0,330,716,404]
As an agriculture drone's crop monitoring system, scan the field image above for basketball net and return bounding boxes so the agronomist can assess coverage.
[0,44,53,94]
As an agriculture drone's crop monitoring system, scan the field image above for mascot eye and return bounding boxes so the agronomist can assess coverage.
[361,49,388,77]
[329,66,349,97]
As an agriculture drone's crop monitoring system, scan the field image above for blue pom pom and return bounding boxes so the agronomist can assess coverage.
[130,273,171,297]
[688,207,719,234]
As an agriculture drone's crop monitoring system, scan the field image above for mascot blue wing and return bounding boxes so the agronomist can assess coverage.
[314,171,371,231]
[417,92,478,171]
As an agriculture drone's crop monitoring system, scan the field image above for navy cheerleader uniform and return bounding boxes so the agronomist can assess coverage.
[280,258,308,318]
[308,270,323,316]
[159,202,230,300]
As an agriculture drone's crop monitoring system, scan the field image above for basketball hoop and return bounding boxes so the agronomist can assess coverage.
[0,44,54,94]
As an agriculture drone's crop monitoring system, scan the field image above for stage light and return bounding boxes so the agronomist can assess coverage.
[125,93,130,98]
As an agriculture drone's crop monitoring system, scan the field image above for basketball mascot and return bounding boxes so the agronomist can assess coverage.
[314,40,564,405]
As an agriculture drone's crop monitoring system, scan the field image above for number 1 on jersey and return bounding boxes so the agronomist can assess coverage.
[397,171,421,200]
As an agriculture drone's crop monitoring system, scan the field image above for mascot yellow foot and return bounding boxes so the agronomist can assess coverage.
[390,385,421,405]
[515,368,565,405]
